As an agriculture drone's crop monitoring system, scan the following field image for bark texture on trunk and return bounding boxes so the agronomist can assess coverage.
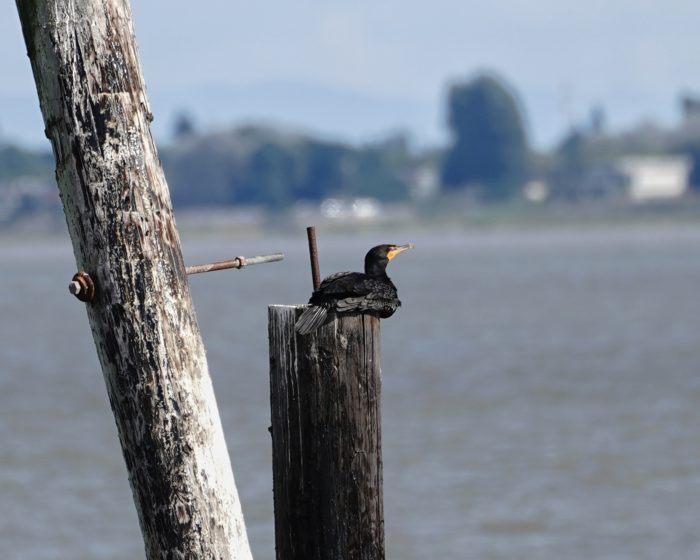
[269,305,385,560]
[15,1,252,558]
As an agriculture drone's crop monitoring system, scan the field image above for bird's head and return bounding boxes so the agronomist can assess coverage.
[365,243,414,276]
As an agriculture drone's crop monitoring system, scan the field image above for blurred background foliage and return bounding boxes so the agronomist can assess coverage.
[0,144,53,181]
[2,70,700,220]
[441,74,529,199]
[162,126,412,208]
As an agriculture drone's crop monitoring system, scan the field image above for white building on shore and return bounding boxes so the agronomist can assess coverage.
[617,156,692,202]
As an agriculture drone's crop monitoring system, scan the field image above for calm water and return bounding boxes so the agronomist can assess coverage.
[1,226,699,559]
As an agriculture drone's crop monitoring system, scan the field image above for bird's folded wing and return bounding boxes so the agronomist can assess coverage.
[334,296,370,311]
[316,273,374,297]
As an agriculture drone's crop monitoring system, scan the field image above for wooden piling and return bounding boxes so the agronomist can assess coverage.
[16,1,252,558]
[268,305,385,560]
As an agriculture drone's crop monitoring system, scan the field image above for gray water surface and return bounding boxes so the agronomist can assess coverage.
[1,227,699,559]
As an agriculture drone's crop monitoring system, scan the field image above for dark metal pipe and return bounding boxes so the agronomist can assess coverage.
[306,226,321,291]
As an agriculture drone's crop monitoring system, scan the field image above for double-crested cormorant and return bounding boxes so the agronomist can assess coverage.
[295,243,413,335]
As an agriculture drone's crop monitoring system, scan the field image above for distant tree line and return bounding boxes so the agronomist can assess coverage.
[0,144,53,180]
[161,127,411,208]
[2,71,700,212]
[160,73,534,207]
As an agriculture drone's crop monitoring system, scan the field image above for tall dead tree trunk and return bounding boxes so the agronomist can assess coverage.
[15,1,253,558]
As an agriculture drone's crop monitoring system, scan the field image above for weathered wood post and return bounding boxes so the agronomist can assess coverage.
[268,305,384,560]
[15,1,252,558]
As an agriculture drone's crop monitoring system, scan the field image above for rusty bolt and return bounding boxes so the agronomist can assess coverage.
[69,271,96,303]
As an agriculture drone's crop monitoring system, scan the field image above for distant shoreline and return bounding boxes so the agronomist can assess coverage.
[2,197,700,240]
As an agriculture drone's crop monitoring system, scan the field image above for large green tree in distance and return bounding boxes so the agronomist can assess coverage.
[442,73,529,199]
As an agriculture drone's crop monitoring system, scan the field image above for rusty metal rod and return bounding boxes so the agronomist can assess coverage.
[306,226,321,291]
[185,253,284,275]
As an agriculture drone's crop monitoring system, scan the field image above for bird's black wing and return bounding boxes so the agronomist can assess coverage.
[296,273,370,335]
[297,272,400,334]
[310,272,374,303]
[311,272,398,315]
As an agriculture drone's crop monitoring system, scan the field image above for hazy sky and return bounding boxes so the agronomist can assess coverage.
[2,0,700,149]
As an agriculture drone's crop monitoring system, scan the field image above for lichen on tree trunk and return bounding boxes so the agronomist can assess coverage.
[15,1,253,558]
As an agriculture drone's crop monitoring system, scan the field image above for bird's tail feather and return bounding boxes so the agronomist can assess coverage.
[295,305,329,335]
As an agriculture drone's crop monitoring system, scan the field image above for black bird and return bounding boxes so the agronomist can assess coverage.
[295,243,413,335]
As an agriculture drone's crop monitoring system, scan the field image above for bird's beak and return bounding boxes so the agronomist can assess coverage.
[387,243,414,261]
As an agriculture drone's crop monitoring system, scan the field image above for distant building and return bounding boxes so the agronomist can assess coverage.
[409,163,440,200]
[319,197,381,220]
[617,156,691,202]
[522,180,549,202]
[408,161,440,200]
